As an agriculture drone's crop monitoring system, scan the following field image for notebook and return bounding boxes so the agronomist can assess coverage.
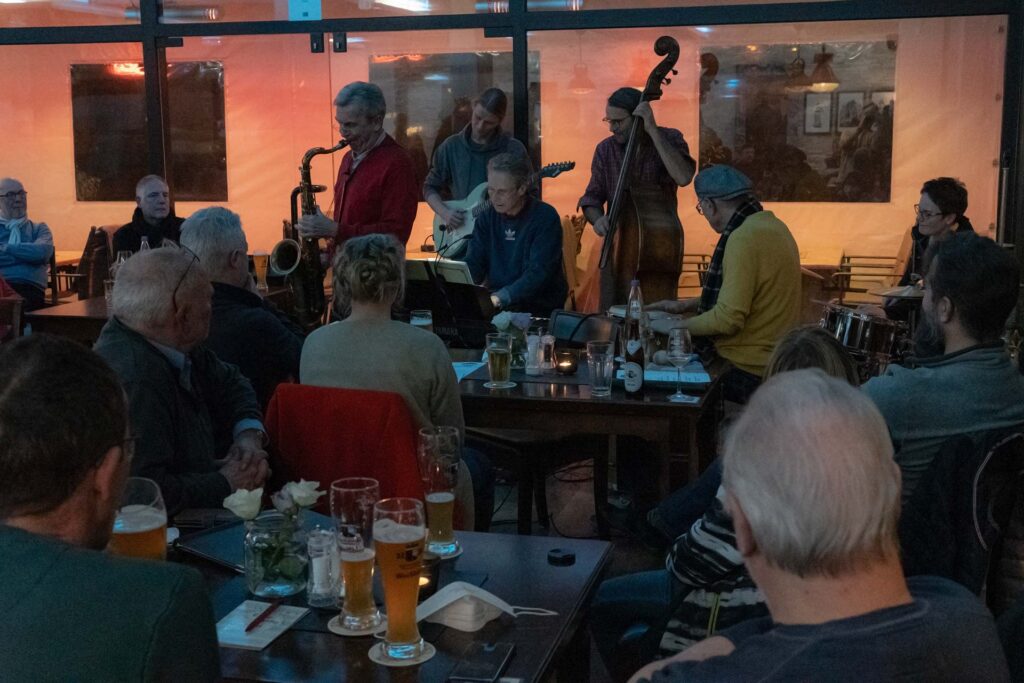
[217,600,309,650]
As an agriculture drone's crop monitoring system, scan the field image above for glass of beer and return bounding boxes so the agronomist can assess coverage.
[373,497,426,661]
[253,250,270,292]
[410,309,434,334]
[418,426,461,558]
[109,477,167,561]
[330,477,382,631]
[485,332,516,389]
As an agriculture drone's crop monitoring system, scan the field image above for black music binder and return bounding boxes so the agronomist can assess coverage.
[404,260,495,348]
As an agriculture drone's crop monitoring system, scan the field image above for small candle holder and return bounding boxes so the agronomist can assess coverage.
[555,349,578,375]
[418,551,441,600]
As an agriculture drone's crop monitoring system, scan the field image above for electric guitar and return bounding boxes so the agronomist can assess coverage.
[432,161,575,258]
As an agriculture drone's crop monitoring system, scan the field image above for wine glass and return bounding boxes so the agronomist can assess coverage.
[667,327,696,403]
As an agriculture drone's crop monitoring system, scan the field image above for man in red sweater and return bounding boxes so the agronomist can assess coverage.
[297,81,418,247]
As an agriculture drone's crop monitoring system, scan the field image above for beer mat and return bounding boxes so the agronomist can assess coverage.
[463,364,593,386]
[217,600,310,651]
[175,510,334,573]
[327,614,387,637]
[615,362,710,386]
[368,641,436,668]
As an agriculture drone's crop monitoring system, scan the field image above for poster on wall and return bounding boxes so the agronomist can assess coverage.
[698,41,896,202]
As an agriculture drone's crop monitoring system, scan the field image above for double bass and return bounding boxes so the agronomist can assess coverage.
[598,36,682,309]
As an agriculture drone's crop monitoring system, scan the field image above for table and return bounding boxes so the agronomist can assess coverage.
[179,530,612,682]
[457,353,725,534]
[24,296,108,345]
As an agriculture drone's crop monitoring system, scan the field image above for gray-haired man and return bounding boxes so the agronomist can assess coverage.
[630,370,1008,683]
[296,81,418,248]
[94,248,270,516]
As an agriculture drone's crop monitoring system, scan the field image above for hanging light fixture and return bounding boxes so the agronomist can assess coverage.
[809,44,840,93]
[784,50,813,93]
[568,31,594,95]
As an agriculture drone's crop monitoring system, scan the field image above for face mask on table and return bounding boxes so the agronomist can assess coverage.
[415,581,557,632]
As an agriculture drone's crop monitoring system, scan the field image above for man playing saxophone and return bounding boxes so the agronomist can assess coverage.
[297,82,419,248]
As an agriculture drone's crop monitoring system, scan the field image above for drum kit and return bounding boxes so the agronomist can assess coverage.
[818,284,922,380]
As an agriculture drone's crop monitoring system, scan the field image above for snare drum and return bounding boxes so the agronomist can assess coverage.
[820,303,907,360]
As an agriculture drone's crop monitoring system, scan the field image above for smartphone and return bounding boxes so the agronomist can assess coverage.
[447,642,515,682]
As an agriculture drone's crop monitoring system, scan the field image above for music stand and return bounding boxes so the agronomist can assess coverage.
[405,261,494,348]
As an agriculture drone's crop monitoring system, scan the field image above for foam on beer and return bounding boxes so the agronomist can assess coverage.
[373,518,425,543]
[341,547,375,563]
[112,504,166,533]
[425,491,455,504]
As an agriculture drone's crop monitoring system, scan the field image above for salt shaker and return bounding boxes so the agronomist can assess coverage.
[306,527,340,608]
[540,333,556,374]
[526,334,541,376]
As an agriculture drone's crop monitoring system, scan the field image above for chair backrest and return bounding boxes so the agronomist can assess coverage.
[900,429,1024,595]
[76,227,112,300]
[46,251,59,305]
[0,296,23,342]
[548,308,619,350]
[264,384,425,513]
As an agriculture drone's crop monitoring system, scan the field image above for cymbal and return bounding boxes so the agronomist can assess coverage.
[869,285,924,299]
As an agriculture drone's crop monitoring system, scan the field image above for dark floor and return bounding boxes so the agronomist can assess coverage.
[486,459,666,683]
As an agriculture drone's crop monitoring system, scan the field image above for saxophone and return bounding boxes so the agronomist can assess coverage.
[272,139,348,327]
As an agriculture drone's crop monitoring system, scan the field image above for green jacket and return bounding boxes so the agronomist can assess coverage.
[94,316,262,516]
[0,525,219,681]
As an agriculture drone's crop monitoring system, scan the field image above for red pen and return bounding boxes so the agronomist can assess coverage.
[244,601,282,633]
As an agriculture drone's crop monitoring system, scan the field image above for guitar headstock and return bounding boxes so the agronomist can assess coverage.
[539,161,576,179]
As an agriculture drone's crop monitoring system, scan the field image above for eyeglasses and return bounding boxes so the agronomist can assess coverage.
[171,247,200,313]
[602,115,630,128]
[0,190,26,200]
[914,204,944,220]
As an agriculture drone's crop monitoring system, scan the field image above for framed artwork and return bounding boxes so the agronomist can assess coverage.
[804,92,832,135]
[836,91,866,131]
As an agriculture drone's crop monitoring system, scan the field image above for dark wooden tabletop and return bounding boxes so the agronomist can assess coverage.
[179,530,612,682]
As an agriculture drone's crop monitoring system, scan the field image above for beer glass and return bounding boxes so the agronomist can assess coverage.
[418,426,461,558]
[330,477,382,630]
[410,309,434,334]
[373,497,426,661]
[587,340,615,398]
[253,250,270,292]
[109,477,167,561]
[485,332,516,389]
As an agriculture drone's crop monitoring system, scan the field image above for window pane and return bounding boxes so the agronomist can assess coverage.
[160,0,500,23]
[527,0,845,10]
[0,3,139,28]
[530,16,1006,270]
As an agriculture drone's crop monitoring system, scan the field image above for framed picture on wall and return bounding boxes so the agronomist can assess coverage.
[836,91,865,131]
[804,92,832,135]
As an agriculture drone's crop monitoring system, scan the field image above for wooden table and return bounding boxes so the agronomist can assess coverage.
[24,296,108,345]
[179,530,612,682]
[457,355,725,534]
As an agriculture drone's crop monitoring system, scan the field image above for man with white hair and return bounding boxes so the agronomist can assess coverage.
[0,177,54,311]
[112,175,185,253]
[93,248,270,516]
[180,207,304,409]
[631,370,1008,682]
[296,81,418,247]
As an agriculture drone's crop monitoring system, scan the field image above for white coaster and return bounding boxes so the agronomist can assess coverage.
[327,614,387,638]
[433,545,462,560]
[368,641,436,668]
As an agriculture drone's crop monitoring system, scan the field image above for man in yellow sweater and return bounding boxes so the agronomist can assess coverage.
[650,165,800,403]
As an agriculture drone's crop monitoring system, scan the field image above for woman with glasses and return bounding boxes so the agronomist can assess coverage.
[885,177,975,321]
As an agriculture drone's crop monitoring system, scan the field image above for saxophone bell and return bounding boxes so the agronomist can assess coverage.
[270,238,302,276]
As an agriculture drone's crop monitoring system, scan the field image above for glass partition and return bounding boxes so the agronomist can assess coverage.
[0,2,139,28]
[0,43,144,255]
[161,0,499,23]
[529,16,1007,275]
[526,0,844,10]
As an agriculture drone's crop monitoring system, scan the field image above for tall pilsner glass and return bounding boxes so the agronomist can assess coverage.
[109,477,167,561]
[418,426,461,558]
[330,477,382,630]
[373,497,426,661]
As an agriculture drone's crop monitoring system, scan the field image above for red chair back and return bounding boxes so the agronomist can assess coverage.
[265,384,425,512]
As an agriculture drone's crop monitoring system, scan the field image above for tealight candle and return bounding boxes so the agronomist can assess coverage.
[555,350,578,375]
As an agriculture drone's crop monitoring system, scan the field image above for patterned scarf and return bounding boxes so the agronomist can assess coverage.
[697,199,763,314]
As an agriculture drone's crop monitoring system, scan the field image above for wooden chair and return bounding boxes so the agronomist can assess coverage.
[678,253,711,298]
[561,213,587,311]
[71,227,113,300]
[0,297,23,342]
[829,228,913,304]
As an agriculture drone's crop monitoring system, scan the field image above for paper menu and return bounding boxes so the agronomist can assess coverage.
[216,600,309,651]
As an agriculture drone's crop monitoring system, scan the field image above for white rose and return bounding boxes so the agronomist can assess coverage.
[271,489,296,515]
[223,488,263,520]
[284,480,326,508]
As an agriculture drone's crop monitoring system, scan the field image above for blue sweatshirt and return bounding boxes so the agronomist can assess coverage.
[464,197,568,317]
[0,219,54,290]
